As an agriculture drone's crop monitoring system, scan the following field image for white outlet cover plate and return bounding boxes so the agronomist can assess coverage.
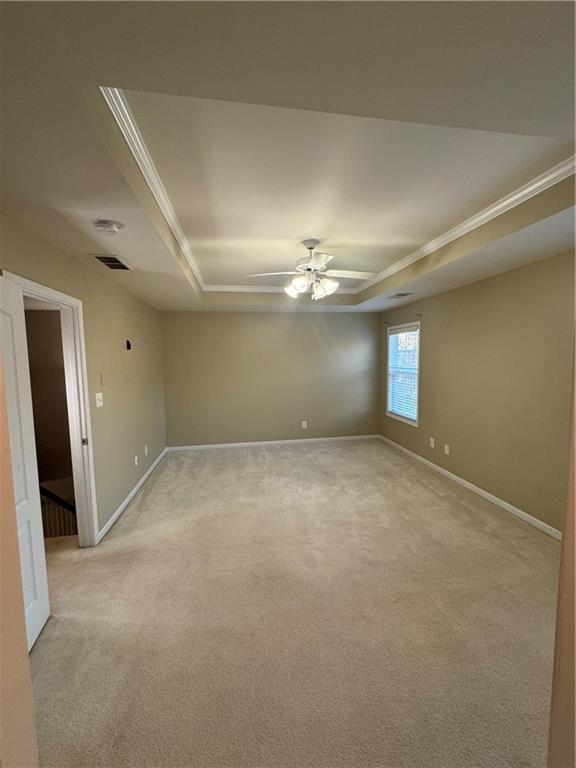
[95,392,103,408]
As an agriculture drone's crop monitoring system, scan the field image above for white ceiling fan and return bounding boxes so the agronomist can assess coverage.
[247,239,377,300]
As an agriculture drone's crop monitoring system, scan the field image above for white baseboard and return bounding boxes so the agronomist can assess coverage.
[166,435,380,451]
[96,436,560,543]
[97,437,377,542]
[97,448,168,543]
[378,436,562,541]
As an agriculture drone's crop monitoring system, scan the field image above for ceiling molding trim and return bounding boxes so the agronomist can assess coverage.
[99,86,206,289]
[202,284,358,294]
[203,284,286,294]
[100,85,574,298]
[358,154,576,292]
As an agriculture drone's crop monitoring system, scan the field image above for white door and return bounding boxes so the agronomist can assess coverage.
[1,276,50,649]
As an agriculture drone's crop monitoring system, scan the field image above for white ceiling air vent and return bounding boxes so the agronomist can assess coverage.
[93,219,125,234]
[92,254,130,270]
[389,292,413,299]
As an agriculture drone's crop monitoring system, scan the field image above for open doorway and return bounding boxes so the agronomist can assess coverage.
[1,271,98,649]
[25,298,77,541]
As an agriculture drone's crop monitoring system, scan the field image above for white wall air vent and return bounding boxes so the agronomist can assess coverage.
[92,254,130,270]
[390,292,413,299]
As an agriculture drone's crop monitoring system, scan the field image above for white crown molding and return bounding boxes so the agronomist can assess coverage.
[202,284,289,294]
[99,87,206,290]
[359,154,575,293]
[100,87,574,299]
[201,284,358,294]
[100,85,360,298]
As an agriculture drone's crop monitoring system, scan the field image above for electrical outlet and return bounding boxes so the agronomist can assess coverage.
[144,445,148,456]
[301,420,308,429]
[429,437,435,448]
[95,392,104,408]
[134,455,139,467]
[444,444,450,456]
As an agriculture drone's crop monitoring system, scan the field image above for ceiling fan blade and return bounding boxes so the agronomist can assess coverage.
[246,271,298,277]
[325,269,377,280]
[314,252,334,267]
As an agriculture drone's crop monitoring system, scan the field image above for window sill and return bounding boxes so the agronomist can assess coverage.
[386,411,419,428]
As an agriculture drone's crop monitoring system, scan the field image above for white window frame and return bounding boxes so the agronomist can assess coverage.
[386,321,421,428]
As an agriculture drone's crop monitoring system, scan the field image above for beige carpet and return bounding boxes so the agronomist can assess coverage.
[32,439,560,768]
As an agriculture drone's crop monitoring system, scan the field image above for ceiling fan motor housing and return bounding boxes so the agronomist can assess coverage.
[302,238,321,251]
[295,256,317,272]
[296,241,331,273]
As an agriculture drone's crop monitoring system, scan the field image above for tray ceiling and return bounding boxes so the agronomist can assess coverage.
[1,2,574,311]
[123,88,573,290]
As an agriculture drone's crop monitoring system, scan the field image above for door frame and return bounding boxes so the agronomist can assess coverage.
[4,271,99,547]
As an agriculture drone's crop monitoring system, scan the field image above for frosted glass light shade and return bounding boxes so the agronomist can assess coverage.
[320,278,339,296]
[292,275,309,293]
[312,281,327,300]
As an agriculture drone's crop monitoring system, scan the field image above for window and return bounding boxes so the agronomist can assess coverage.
[386,322,420,426]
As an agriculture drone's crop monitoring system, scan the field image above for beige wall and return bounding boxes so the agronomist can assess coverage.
[25,310,73,484]
[162,312,380,446]
[1,216,166,530]
[0,353,39,768]
[380,251,574,531]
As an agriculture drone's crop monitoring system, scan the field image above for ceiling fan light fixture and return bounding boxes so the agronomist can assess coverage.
[263,239,371,300]
[284,284,299,299]
[291,275,309,293]
[312,281,327,301]
[320,277,339,296]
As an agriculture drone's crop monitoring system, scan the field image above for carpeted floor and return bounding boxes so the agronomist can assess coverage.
[31,439,560,768]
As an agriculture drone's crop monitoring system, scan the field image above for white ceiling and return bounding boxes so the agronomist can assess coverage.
[125,88,572,289]
[180,207,574,313]
[1,2,574,311]
[0,82,197,310]
[2,3,574,137]
[361,207,575,312]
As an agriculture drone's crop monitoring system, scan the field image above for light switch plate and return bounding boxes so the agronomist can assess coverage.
[95,392,104,408]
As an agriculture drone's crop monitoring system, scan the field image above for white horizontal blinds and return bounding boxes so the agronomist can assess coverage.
[387,323,420,423]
